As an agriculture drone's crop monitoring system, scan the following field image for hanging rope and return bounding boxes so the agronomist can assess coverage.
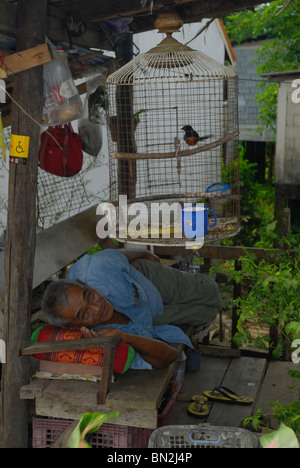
[0,83,63,150]
[184,18,215,46]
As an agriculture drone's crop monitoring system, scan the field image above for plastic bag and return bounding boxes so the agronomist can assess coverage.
[86,73,106,125]
[78,73,105,156]
[42,40,83,126]
[78,117,103,157]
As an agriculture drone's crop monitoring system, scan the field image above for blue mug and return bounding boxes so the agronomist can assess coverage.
[182,205,217,239]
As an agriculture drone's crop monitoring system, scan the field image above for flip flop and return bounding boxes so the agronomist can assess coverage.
[203,386,253,405]
[187,400,211,418]
[191,395,208,404]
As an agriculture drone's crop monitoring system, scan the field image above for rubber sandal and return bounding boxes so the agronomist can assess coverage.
[187,400,211,418]
[203,386,253,405]
[191,395,208,404]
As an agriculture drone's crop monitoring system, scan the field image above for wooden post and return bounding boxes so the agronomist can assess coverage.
[0,0,47,448]
[231,260,242,349]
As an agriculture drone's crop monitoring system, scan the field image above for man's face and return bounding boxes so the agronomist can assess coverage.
[59,282,114,329]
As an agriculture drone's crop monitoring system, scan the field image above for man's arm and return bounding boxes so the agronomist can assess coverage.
[118,248,160,264]
[80,326,179,369]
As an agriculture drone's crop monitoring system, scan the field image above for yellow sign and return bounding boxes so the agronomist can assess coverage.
[9,134,30,159]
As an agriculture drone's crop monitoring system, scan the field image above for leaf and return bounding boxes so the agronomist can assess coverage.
[260,423,300,448]
[288,369,300,380]
[285,322,300,338]
[266,221,277,233]
[67,411,119,448]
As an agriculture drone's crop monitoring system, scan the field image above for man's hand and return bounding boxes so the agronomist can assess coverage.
[119,248,160,264]
[143,251,161,263]
[80,326,124,339]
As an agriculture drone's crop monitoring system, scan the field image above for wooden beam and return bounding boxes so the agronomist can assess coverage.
[154,244,295,260]
[56,0,159,23]
[0,0,272,53]
[21,336,121,356]
[0,0,48,449]
[53,0,266,24]
[0,0,16,36]
[2,43,51,76]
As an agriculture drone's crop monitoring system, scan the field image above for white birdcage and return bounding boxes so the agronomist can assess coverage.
[105,13,240,247]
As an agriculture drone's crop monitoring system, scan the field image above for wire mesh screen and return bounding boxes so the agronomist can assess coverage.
[36,158,103,229]
[0,126,107,231]
[106,35,240,246]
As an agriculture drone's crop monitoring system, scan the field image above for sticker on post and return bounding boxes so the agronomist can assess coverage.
[9,134,30,165]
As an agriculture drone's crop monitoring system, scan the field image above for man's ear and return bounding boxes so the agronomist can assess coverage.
[75,278,87,286]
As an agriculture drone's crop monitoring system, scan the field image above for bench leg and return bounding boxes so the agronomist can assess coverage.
[98,344,117,404]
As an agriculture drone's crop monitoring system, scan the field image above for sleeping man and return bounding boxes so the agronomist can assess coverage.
[41,249,221,370]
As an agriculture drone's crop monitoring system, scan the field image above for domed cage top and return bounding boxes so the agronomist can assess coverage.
[105,14,240,246]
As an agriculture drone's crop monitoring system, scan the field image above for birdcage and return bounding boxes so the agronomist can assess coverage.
[105,13,240,247]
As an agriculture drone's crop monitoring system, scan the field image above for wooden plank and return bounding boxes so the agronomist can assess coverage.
[253,361,300,418]
[98,340,118,405]
[20,344,183,427]
[168,356,231,425]
[21,335,121,406]
[21,336,121,355]
[207,357,267,427]
[0,203,101,298]
[28,379,158,429]
[32,205,100,289]
[199,344,241,358]
[3,43,51,76]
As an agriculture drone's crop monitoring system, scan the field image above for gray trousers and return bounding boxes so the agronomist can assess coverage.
[135,259,221,327]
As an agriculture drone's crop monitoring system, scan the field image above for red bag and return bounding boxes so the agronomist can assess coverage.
[38,123,83,177]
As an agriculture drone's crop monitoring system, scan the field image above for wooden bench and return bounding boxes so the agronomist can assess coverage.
[4,205,191,429]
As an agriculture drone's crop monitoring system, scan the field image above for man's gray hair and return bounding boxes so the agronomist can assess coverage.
[41,279,80,328]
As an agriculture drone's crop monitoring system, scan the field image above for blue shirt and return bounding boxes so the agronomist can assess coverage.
[68,249,192,369]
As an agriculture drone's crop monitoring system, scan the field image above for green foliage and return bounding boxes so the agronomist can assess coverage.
[224,1,300,48]
[243,370,300,436]
[212,224,300,357]
[255,82,279,136]
[224,1,300,135]
[222,146,274,247]
[68,411,119,448]
[260,423,299,448]
[238,248,299,354]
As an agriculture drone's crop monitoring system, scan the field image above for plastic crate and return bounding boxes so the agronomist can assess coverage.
[148,425,260,449]
[32,417,152,448]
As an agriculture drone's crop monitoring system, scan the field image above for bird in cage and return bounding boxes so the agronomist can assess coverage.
[181,125,213,147]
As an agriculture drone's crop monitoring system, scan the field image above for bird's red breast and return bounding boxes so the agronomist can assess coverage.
[185,136,199,146]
